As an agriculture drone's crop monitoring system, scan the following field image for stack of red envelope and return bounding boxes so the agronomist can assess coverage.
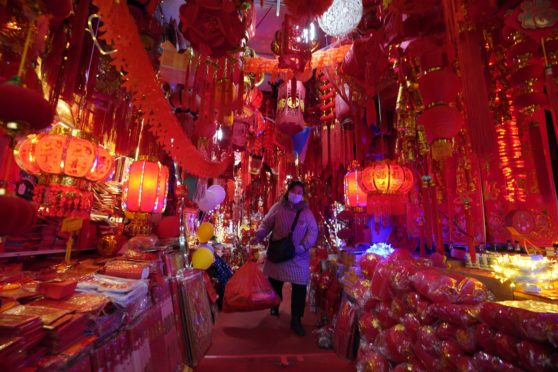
[0,314,45,368]
[43,313,90,353]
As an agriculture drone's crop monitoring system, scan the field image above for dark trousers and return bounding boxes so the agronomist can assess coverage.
[268,277,307,318]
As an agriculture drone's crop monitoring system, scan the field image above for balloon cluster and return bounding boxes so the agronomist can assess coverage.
[196,184,226,212]
[192,222,216,270]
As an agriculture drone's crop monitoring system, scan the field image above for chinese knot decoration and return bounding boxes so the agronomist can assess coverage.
[13,125,115,218]
[344,165,367,209]
[276,80,305,136]
[359,160,414,216]
[122,157,169,235]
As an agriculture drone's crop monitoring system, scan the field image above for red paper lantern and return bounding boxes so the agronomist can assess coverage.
[418,104,465,160]
[13,126,115,182]
[123,157,169,214]
[360,160,414,194]
[418,68,461,105]
[276,80,305,135]
[344,168,367,208]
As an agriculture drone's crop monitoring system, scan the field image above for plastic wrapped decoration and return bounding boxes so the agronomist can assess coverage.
[275,80,305,136]
[178,0,254,58]
[318,0,363,37]
[276,15,316,72]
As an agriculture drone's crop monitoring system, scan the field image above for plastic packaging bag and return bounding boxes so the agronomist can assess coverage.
[359,253,383,280]
[456,277,488,304]
[375,325,414,363]
[472,351,523,372]
[358,312,382,342]
[410,269,459,304]
[455,327,477,353]
[427,303,480,327]
[516,340,557,372]
[222,261,280,312]
[356,351,390,372]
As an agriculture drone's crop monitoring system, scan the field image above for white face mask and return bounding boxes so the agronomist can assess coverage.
[288,192,303,204]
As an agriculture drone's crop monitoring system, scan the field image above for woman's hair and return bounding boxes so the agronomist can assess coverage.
[281,180,305,202]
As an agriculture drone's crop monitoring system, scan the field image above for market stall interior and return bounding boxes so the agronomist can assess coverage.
[1,0,558,371]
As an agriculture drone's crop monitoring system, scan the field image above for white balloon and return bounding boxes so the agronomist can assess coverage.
[197,191,216,212]
[208,185,226,204]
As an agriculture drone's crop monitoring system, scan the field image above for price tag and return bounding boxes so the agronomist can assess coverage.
[61,218,83,233]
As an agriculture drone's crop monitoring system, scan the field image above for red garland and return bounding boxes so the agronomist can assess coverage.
[92,0,231,178]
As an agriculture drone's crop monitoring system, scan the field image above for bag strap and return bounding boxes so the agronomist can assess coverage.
[290,209,302,235]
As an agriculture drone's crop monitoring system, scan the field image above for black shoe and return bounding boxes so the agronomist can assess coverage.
[290,317,305,336]
[270,307,279,317]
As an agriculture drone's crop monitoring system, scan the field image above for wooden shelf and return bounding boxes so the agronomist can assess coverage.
[0,248,96,258]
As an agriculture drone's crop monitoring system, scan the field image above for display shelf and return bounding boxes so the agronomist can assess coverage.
[0,248,96,258]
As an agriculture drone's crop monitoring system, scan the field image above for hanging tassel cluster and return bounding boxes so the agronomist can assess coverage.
[318,72,336,171]
[181,50,245,127]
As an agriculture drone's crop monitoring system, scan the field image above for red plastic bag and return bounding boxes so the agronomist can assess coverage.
[356,351,390,372]
[370,260,395,302]
[390,259,419,294]
[359,253,383,280]
[393,363,427,372]
[375,325,414,363]
[456,277,488,304]
[401,314,421,340]
[516,340,558,372]
[358,312,382,342]
[427,303,480,327]
[472,352,523,372]
[434,322,458,341]
[410,269,459,304]
[455,327,477,353]
[222,261,280,312]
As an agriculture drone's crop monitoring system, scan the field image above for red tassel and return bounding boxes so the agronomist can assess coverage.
[188,53,199,111]
[457,30,496,155]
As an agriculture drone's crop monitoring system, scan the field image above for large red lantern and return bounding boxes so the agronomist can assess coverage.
[359,160,414,216]
[13,126,115,218]
[122,157,169,235]
[344,168,367,209]
[122,157,169,214]
[359,160,414,194]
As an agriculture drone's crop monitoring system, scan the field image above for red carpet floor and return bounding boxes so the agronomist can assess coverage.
[194,284,355,372]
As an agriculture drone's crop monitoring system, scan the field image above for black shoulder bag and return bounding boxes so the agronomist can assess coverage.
[266,209,302,263]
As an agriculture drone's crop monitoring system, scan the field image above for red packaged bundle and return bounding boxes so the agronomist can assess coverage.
[359,253,383,280]
[349,278,372,306]
[473,351,523,372]
[375,325,414,363]
[455,327,477,353]
[38,280,77,300]
[429,252,447,268]
[475,324,499,356]
[370,261,395,302]
[375,301,398,329]
[403,291,422,312]
[222,261,280,312]
[435,322,458,341]
[390,259,419,294]
[516,340,558,372]
[413,340,452,371]
[416,298,436,325]
[333,298,359,360]
[390,297,406,320]
[456,278,488,304]
[390,249,414,262]
[452,356,476,372]
[410,269,459,304]
[479,301,558,342]
[393,362,427,372]
[400,314,421,340]
[415,326,439,355]
[358,312,382,342]
[427,303,480,327]
[356,351,390,372]
[363,298,379,313]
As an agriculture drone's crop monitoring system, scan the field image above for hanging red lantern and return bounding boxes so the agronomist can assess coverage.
[274,15,318,72]
[123,157,169,214]
[344,167,367,209]
[0,82,54,135]
[12,125,115,218]
[359,160,414,216]
[417,104,465,160]
[276,80,305,135]
[359,160,414,194]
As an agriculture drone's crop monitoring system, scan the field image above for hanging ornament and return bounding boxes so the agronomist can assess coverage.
[274,15,319,72]
[122,156,169,235]
[276,79,305,135]
[284,0,334,22]
[318,0,363,37]
[360,160,414,216]
[13,125,115,218]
